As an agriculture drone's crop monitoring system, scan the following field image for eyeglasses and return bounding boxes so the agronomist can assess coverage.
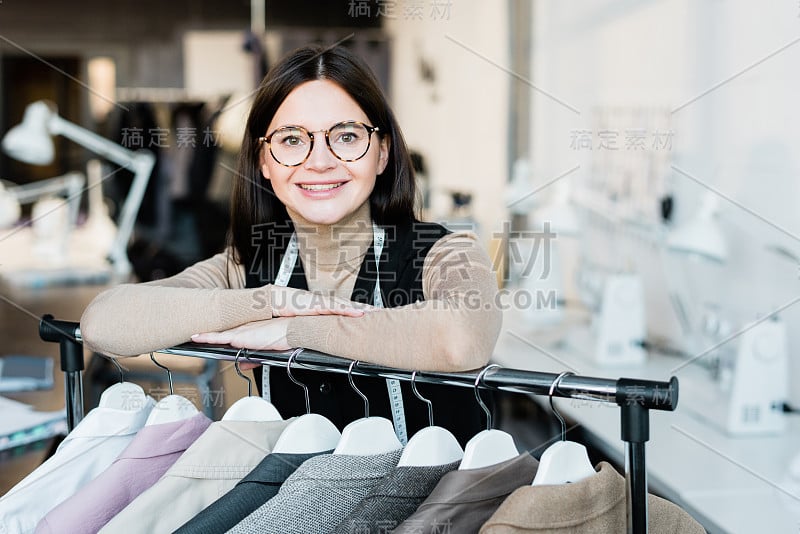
[258,120,380,167]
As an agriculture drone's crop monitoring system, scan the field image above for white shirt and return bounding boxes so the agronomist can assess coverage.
[0,397,155,534]
[100,418,291,534]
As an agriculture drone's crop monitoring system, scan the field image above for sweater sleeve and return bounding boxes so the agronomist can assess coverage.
[285,232,502,372]
[80,250,274,358]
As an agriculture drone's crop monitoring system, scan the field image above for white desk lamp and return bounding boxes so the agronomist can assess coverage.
[662,190,728,354]
[2,100,156,276]
[666,191,787,435]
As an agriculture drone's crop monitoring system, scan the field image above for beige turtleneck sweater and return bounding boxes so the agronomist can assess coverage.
[80,202,501,372]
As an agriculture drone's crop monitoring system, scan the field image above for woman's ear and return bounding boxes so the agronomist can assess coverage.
[377,135,390,175]
[259,143,270,180]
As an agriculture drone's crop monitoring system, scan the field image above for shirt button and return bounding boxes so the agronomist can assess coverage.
[319,382,331,394]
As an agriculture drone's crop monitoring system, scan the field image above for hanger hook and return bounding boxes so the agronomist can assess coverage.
[234,349,253,397]
[287,348,310,414]
[108,356,125,383]
[549,371,574,442]
[348,360,369,418]
[474,364,501,431]
[411,371,434,427]
[150,352,173,395]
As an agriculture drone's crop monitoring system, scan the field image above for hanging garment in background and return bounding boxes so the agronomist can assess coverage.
[0,398,155,534]
[35,412,211,534]
[333,460,460,534]
[98,418,292,534]
[393,452,539,534]
[173,449,333,534]
[229,449,403,534]
[479,462,706,534]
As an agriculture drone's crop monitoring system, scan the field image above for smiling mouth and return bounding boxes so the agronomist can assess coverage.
[298,183,345,191]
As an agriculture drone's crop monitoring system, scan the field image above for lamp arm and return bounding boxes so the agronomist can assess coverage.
[108,152,156,275]
[8,171,83,205]
[49,114,156,276]
[48,115,141,170]
[8,171,85,229]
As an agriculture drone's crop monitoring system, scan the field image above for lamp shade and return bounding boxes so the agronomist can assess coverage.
[667,192,728,263]
[667,220,728,262]
[534,181,581,236]
[2,101,56,165]
[535,200,581,236]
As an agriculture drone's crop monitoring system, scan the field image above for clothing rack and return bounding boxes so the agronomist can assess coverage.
[39,315,678,534]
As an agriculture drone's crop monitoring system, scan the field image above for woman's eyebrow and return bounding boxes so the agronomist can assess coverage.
[272,120,364,131]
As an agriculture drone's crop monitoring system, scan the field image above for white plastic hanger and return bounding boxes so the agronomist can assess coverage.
[222,349,283,422]
[333,360,402,456]
[98,356,148,411]
[144,353,199,426]
[532,371,596,486]
[459,364,520,470]
[272,348,341,454]
[397,371,463,467]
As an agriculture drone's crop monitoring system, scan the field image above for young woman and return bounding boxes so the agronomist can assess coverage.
[80,45,502,445]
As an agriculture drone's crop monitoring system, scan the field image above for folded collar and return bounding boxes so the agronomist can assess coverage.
[486,462,623,528]
[59,397,155,445]
[289,449,402,483]
[165,419,292,478]
[117,412,212,460]
[421,452,539,505]
[239,450,332,486]
[363,462,460,500]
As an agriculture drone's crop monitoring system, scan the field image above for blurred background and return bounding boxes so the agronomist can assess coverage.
[1,2,799,529]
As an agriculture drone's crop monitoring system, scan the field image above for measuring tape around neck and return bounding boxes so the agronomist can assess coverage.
[263,222,408,444]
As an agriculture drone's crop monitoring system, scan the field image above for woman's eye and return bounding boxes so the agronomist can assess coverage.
[280,135,304,147]
[336,132,358,144]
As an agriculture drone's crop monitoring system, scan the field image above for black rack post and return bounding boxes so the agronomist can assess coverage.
[616,376,678,534]
[39,314,84,431]
[621,401,649,534]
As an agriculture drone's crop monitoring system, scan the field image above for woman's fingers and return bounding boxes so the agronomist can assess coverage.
[189,333,265,368]
[190,319,291,351]
[190,332,230,344]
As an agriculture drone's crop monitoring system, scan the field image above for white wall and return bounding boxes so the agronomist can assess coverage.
[385,2,510,244]
[527,0,800,404]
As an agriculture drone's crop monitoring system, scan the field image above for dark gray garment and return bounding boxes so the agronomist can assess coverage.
[228,449,402,534]
[172,450,329,534]
[333,461,460,534]
[391,452,539,534]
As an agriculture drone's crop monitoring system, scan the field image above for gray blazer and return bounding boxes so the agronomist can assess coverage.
[333,461,459,534]
[228,449,402,534]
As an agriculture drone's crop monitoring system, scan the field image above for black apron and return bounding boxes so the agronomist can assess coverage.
[246,219,490,447]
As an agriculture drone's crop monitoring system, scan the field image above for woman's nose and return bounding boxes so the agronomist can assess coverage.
[303,135,337,171]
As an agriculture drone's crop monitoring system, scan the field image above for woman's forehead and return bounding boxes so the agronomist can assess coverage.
[268,80,369,131]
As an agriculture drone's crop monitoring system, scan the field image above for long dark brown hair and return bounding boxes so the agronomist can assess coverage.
[229,44,417,272]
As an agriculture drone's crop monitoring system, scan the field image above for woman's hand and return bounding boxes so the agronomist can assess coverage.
[268,286,371,317]
[191,319,292,369]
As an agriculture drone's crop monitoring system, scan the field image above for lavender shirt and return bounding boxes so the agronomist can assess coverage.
[35,412,212,534]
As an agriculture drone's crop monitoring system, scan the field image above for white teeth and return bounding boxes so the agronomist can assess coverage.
[299,183,344,191]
